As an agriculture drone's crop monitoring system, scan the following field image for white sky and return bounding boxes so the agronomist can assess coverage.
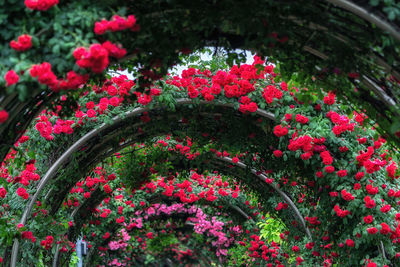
[116,49,255,79]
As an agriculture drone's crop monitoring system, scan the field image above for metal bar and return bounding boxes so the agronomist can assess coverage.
[326,0,400,42]
[219,156,312,240]
[362,75,398,110]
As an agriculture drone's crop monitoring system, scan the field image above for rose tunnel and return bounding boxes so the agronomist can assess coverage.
[1,57,400,266]
[1,1,400,266]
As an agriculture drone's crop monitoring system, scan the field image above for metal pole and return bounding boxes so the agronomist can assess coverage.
[76,237,83,267]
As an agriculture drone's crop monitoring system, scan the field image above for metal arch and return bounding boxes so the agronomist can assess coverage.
[326,0,400,42]
[64,140,306,238]
[51,149,312,265]
[10,99,275,266]
[219,156,312,240]
[62,193,251,266]
[54,154,310,265]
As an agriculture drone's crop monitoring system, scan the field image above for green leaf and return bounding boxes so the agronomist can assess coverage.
[369,0,379,6]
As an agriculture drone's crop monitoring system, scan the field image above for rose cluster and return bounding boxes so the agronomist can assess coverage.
[94,15,139,35]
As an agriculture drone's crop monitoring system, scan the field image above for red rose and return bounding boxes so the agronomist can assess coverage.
[325,166,335,173]
[273,125,288,137]
[355,172,364,181]
[103,184,112,194]
[86,109,96,118]
[323,91,336,105]
[337,170,347,177]
[364,196,375,208]
[5,70,19,86]
[345,239,354,247]
[363,215,373,224]
[292,246,300,252]
[380,223,391,235]
[295,114,309,124]
[380,204,391,213]
[273,150,283,158]
[0,110,8,123]
[0,187,6,198]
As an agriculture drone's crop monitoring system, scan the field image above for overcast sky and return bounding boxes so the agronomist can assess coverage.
[116,49,255,79]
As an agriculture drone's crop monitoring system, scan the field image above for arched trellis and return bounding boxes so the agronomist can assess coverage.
[8,92,394,266]
[2,0,400,166]
[83,210,243,266]
[51,135,308,242]
[61,151,309,238]
[11,98,316,266]
[52,181,255,267]
[59,183,256,267]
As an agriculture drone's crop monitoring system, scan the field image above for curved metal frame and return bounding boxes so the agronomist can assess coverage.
[219,156,312,239]
[10,99,274,266]
[52,151,311,266]
[327,0,400,42]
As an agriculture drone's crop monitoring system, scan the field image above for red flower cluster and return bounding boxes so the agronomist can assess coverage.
[239,96,258,113]
[21,231,35,242]
[273,125,288,137]
[103,184,112,194]
[4,70,19,86]
[288,135,312,152]
[25,0,58,11]
[101,41,127,59]
[323,91,336,105]
[73,44,109,73]
[17,187,29,200]
[305,216,321,225]
[94,15,139,35]
[262,85,283,104]
[10,34,32,51]
[380,204,391,213]
[386,162,398,179]
[381,222,391,235]
[30,63,87,91]
[273,150,283,158]
[327,111,355,136]
[295,114,309,124]
[364,196,375,208]
[0,110,8,123]
[341,189,354,201]
[366,184,378,195]
[15,163,40,186]
[333,204,350,217]
[35,116,54,140]
[275,202,288,211]
[0,187,7,198]
[73,42,126,73]
[40,235,54,249]
[345,239,354,247]
[320,151,333,165]
[363,215,374,224]
[246,235,285,265]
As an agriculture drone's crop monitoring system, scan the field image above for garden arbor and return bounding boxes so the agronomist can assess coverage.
[1,0,400,160]
[1,57,400,266]
[1,0,400,266]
